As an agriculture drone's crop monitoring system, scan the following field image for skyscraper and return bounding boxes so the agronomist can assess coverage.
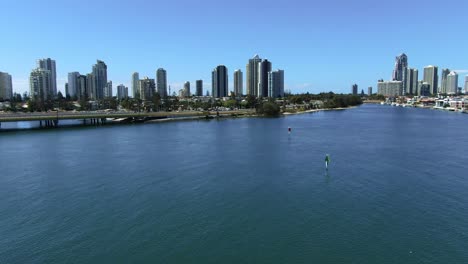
[440,69,450,94]
[132,72,140,99]
[246,55,262,96]
[104,81,112,98]
[446,71,458,95]
[117,84,128,100]
[30,68,51,100]
[392,53,408,81]
[212,65,228,98]
[368,87,372,96]
[352,84,358,95]
[156,68,167,97]
[139,77,155,101]
[405,68,418,95]
[37,58,57,97]
[0,71,13,100]
[86,73,95,100]
[465,75,468,93]
[234,69,243,97]
[67,72,80,98]
[92,60,107,100]
[258,59,272,97]
[268,69,284,98]
[423,65,438,95]
[77,75,88,100]
[196,80,203,96]
[183,81,190,97]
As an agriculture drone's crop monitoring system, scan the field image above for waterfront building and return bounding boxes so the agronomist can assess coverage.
[196,80,203,96]
[117,84,128,99]
[86,74,95,100]
[132,72,140,99]
[418,81,431,96]
[440,69,450,94]
[446,71,458,95]
[405,68,418,95]
[0,71,13,100]
[234,70,243,97]
[139,77,155,101]
[392,54,408,94]
[212,65,228,98]
[258,59,272,97]
[92,60,107,100]
[65,83,68,97]
[423,65,438,95]
[156,68,167,97]
[183,81,190,97]
[368,87,372,96]
[352,84,358,95]
[104,81,112,98]
[246,54,262,96]
[77,75,87,100]
[465,75,468,93]
[67,72,80,98]
[268,69,284,98]
[37,58,57,97]
[377,80,403,97]
[30,68,51,100]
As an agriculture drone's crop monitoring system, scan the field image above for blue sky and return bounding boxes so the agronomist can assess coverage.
[1,0,467,95]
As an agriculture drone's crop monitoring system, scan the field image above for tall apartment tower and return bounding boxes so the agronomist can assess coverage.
[465,75,468,93]
[183,81,190,97]
[368,87,373,96]
[156,68,167,97]
[212,65,228,98]
[440,69,451,94]
[0,71,13,100]
[117,84,128,100]
[446,71,458,95]
[352,84,358,95]
[77,75,87,100]
[405,68,418,95]
[268,69,284,98]
[92,60,107,100]
[258,59,272,97]
[246,55,262,96]
[392,53,408,81]
[423,65,438,95]
[132,72,140,99]
[104,81,112,98]
[67,72,80,97]
[139,77,155,101]
[196,80,203,96]
[37,58,57,97]
[234,70,243,97]
[30,68,51,100]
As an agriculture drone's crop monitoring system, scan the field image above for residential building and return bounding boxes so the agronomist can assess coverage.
[234,70,243,97]
[67,72,80,98]
[377,80,403,96]
[92,60,107,100]
[418,81,431,96]
[117,84,128,99]
[104,81,112,98]
[156,68,167,97]
[183,81,190,97]
[258,59,272,97]
[246,54,262,96]
[446,71,458,95]
[37,58,57,97]
[86,74,95,100]
[423,65,438,95]
[77,75,88,100]
[440,69,450,94]
[392,53,408,94]
[268,69,284,98]
[29,68,51,100]
[212,65,228,98]
[465,75,468,93]
[368,87,372,96]
[0,71,13,100]
[405,68,418,95]
[196,80,203,96]
[132,72,140,99]
[139,77,155,101]
[352,84,358,95]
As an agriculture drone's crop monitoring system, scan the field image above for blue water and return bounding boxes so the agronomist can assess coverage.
[1,104,467,263]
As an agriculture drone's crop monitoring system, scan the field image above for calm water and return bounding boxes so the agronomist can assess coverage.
[1,104,467,263]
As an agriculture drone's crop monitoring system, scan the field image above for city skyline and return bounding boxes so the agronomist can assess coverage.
[1,0,468,95]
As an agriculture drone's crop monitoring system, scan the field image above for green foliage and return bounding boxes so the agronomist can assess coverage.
[258,101,280,116]
[367,94,385,101]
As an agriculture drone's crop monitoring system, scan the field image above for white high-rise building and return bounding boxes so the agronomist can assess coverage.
[246,55,262,96]
[0,71,13,100]
[67,72,80,97]
[183,81,190,97]
[37,58,57,97]
[446,71,458,95]
[30,68,51,100]
[132,72,140,99]
[234,69,243,97]
[104,81,112,98]
[464,75,468,93]
[377,80,403,96]
[268,69,284,98]
[440,68,450,94]
[117,84,128,100]
[423,65,438,95]
[156,68,167,97]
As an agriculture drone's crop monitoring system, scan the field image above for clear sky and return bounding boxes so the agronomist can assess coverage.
[1,0,467,96]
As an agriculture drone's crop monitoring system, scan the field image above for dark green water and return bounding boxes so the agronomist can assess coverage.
[1,104,467,263]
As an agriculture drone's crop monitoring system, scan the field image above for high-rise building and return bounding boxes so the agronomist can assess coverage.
[423,65,438,95]
[446,71,458,95]
[268,69,284,98]
[0,71,13,100]
[67,72,80,97]
[246,54,262,96]
[86,73,95,100]
[392,54,408,81]
[30,68,51,100]
[156,68,167,97]
[440,69,450,94]
[465,75,468,93]
[65,83,69,97]
[77,75,87,100]
[352,84,358,95]
[234,70,243,97]
[104,81,112,98]
[117,84,128,100]
[37,58,57,97]
[418,81,431,96]
[212,65,228,98]
[92,60,107,100]
[258,59,272,97]
[139,77,155,100]
[405,68,418,95]
[196,80,203,96]
[377,81,403,96]
[368,87,373,96]
[132,72,140,99]
[183,81,190,97]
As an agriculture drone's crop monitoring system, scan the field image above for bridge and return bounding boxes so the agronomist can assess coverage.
[0,110,256,128]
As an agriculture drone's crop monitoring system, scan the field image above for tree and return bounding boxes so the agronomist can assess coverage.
[259,101,280,116]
